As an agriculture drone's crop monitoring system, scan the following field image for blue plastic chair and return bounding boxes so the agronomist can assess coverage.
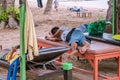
[7,58,19,80]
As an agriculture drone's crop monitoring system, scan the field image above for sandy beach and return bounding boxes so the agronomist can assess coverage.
[0,0,117,80]
[0,0,108,48]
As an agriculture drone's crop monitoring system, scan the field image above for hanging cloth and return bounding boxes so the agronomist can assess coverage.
[24,0,39,60]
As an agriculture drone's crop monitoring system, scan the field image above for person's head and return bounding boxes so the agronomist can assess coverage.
[51,26,59,35]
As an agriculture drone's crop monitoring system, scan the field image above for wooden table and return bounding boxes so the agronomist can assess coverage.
[37,38,120,80]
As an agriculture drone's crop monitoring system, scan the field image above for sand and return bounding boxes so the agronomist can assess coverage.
[0,0,117,80]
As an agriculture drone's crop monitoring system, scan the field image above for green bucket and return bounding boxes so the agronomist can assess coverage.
[62,62,72,70]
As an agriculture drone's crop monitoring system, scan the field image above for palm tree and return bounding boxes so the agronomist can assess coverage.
[6,0,15,8]
[44,0,53,14]
[106,0,112,21]
[0,0,6,10]
[105,0,112,33]
[116,0,120,33]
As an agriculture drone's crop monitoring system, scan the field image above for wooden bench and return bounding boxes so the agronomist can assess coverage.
[37,38,120,80]
[78,12,92,18]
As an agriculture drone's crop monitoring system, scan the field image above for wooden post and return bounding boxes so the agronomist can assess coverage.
[64,70,72,80]
[112,0,116,35]
[20,0,26,80]
[62,62,72,80]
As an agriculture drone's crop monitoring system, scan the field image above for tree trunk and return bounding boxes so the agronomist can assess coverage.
[0,0,19,29]
[44,0,53,14]
[6,15,19,29]
[6,0,19,29]
[116,0,120,33]
[0,0,6,29]
[6,0,15,8]
[105,0,112,33]
[0,0,6,10]
[0,21,6,30]
[106,0,112,21]
[105,0,120,34]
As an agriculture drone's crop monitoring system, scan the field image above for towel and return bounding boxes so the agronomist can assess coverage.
[5,52,19,64]
[24,1,39,60]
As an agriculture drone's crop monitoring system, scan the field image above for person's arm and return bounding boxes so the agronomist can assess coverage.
[8,45,20,62]
[45,36,61,41]
[53,29,61,37]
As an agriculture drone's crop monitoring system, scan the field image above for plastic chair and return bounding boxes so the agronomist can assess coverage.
[7,58,19,80]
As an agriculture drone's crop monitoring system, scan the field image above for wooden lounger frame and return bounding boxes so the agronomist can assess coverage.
[0,46,69,79]
[37,38,120,80]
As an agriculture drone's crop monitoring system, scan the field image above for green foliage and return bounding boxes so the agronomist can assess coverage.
[87,20,106,35]
[0,4,2,9]
[0,4,2,10]
[0,6,20,23]
[98,16,103,21]
[0,10,8,21]
[0,4,2,6]
[14,7,20,22]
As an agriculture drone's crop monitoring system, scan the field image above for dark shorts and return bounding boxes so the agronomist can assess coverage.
[68,30,86,46]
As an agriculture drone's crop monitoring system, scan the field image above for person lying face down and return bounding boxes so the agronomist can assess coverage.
[45,26,90,54]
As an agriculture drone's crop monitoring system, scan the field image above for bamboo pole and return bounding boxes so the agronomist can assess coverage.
[20,0,26,80]
[112,0,116,35]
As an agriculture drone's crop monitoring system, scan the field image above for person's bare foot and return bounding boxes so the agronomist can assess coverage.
[78,46,87,54]
[71,42,78,51]
[69,50,78,59]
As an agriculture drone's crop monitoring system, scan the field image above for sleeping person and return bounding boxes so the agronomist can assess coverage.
[45,26,90,55]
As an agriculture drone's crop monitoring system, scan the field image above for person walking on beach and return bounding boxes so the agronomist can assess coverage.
[54,0,59,12]
[37,0,43,8]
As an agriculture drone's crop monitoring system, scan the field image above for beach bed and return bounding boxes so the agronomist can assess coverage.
[37,38,120,80]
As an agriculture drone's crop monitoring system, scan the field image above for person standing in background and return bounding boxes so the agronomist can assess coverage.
[106,0,112,21]
[37,0,43,8]
[54,0,59,12]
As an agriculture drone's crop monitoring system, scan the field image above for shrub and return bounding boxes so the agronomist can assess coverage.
[0,6,20,23]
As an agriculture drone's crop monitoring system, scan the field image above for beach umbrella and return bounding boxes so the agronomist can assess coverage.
[20,0,39,80]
